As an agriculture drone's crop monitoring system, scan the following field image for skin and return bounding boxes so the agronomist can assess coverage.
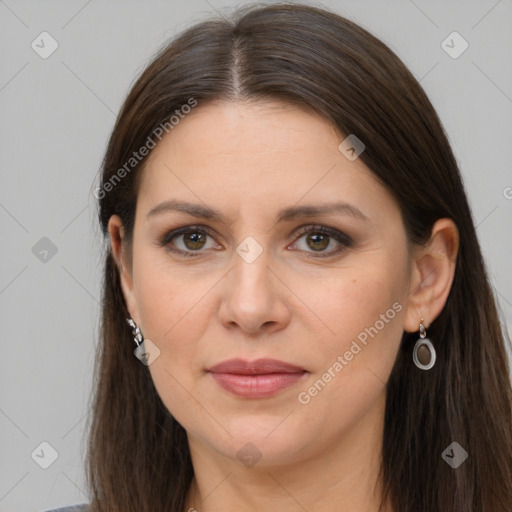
[109,100,459,512]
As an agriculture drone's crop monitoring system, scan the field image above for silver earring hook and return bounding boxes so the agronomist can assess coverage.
[126,318,143,347]
[419,318,426,339]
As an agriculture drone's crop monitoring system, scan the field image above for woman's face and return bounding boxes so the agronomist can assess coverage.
[114,100,416,467]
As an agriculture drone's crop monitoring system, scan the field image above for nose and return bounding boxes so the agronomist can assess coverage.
[217,245,291,336]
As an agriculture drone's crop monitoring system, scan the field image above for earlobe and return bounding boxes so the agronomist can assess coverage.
[108,215,139,322]
[403,218,459,333]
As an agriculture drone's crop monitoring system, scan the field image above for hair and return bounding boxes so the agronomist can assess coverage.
[86,3,512,511]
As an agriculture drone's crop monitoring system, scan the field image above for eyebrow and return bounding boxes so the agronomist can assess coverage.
[146,199,369,223]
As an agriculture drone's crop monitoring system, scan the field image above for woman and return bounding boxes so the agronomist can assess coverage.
[52,3,512,511]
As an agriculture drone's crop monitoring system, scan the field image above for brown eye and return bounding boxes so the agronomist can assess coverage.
[305,232,330,251]
[159,226,220,257]
[292,225,353,257]
[182,232,207,250]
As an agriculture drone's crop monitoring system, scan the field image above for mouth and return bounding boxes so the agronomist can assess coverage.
[207,358,308,398]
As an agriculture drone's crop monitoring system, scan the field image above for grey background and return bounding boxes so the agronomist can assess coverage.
[1,0,511,510]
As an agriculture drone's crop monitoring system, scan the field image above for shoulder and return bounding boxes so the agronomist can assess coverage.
[41,505,89,512]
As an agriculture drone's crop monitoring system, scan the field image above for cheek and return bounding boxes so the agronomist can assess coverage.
[308,264,405,345]
[133,253,214,430]
[133,247,211,341]
[131,246,225,366]
[297,252,409,394]
[293,265,406,437]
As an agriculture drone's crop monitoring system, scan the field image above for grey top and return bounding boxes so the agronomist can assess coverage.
[42,505,88,512]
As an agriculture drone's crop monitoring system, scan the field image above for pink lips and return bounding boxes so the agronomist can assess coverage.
[207,358,307,398]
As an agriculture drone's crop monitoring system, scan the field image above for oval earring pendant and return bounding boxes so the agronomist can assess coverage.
[413,337,436,370]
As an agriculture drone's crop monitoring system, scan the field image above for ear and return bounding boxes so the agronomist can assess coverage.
[108,215,140,323]
[403,218,459,333]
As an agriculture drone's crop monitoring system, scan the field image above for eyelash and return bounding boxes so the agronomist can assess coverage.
[158,224,353,259]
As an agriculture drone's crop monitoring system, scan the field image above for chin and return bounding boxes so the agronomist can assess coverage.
[214,419,312,467]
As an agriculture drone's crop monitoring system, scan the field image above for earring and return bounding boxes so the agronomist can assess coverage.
[126,317,143,347]
[412,319,436,370]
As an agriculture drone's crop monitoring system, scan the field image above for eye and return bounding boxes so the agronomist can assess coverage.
[159,225,220,257]
[158,224,352,259]
[291,225,352,257]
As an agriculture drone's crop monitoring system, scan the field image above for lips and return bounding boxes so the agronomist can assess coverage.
[207,358,307,398]
[207,358,306,374]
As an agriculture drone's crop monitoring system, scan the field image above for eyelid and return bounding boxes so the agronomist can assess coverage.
[292,224,352,245]
[158,224,217,247]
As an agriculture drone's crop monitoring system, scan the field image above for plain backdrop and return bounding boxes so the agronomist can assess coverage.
[1,1,511,510]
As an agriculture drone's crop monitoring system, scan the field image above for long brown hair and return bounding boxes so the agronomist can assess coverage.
[86,3,512,511]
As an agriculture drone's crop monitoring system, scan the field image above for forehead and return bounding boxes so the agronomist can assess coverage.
[137,100,397,224]
[146,99,341,164]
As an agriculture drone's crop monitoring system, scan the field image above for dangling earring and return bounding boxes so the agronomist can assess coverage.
[412,318,436,370]
[126,317,143,347]
[126,317,160,366]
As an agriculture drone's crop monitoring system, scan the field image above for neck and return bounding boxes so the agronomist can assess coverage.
[185,390,391,512]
